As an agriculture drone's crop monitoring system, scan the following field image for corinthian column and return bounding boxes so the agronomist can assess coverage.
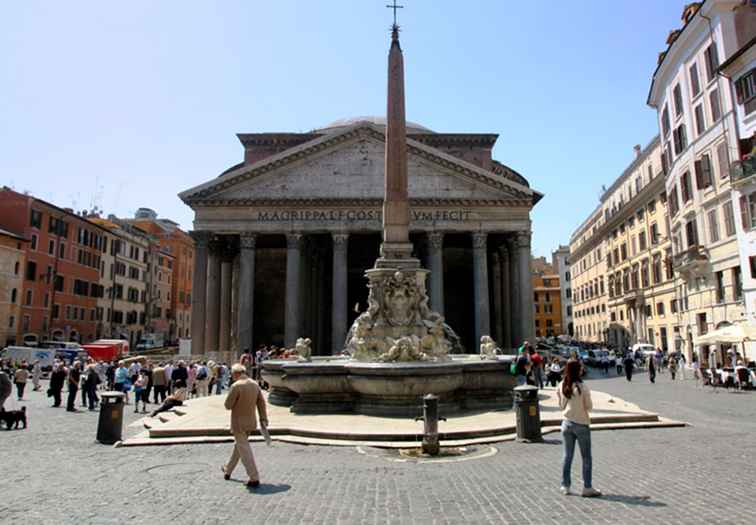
[499,245,512,350]
[331,233,349,354]
[205,239,222,353]
[219,256,233,352]
[285,233,303,347]
[492,251,502,346]
[516,232,535,343]
[508,237,521,348]
[189,231,209,355]
[427,232,444,315]
[238,233,256,353]
[472,232,491,349]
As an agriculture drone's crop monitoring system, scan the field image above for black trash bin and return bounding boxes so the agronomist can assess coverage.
[513,385,542,442]
[97,391,125,444]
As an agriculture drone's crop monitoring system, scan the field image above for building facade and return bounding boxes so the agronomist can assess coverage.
[647,0,754,360]
[130,209,194,341]
[532,258,563,337]
[0,228,27,347]
[552,245,573,336]
[146,248,175,338]
[180,117,542,357]
[0,188,106,344]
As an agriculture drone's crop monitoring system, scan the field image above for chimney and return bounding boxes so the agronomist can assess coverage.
[634,144,642,158]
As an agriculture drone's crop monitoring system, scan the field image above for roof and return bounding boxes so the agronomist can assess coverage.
[314,116,434,133]
[718,34,756,73]
[0,227,27,241]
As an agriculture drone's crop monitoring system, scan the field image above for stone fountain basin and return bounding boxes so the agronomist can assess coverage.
[261,355,516,418]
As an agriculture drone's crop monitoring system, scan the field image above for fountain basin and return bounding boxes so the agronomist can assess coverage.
[262,355,516,417]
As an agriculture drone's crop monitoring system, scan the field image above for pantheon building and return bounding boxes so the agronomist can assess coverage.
[180,117,542,357]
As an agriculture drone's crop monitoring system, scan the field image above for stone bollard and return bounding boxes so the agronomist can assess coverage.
[415,393,446,455]
[513,385,542,442]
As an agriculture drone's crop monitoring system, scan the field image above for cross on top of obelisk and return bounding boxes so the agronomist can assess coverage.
[386,0,404,27]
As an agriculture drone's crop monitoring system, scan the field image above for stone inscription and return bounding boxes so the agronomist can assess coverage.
[254,209,472,222]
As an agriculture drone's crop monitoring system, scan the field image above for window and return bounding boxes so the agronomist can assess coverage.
[734,68,756,115]
[673,125,687,155]
[671,299,678,313]
[661,105,670,136]
[24,289,32,306]
[740,194,756,230]
[52,304,59,320]
[717,142,729,179]
[723,202,736,237]
[22,316,30,332]
[653,255,662,284]
[59,242,65,259]
[645,304,652,318]
[686,219,699,248]
[620,243,627,261]
[733,267,743,301]
[25,261,37,281]
[710,89,721,122]
[669,186,680,216]
[30,234,37,251]
[639,231,647,251]
[694,104,706,135]
[43,293,49,307]
[641,260,650,288]
[694,154,713,190]
[665,249,674,279]
[681,172,692,203]
[704,42,719,83]
[48,239,55,255]
[715,271,725,303]
[657,302,665,316]
[534,292,539,302]
[708,209,720,243]
[673,84,684,116]
[751,256,756,279]
[30,209,42,228]
[651,223,659,245]
[635,177,642,194]
[11,288,17,303]
[690,62,701,97]
[54,275,64,292]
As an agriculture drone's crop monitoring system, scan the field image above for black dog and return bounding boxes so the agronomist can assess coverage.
[0,406,27,430]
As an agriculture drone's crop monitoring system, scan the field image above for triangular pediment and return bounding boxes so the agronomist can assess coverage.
[179,123,537,206]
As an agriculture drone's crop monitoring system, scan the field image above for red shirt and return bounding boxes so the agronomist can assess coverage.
[530,353,543,369]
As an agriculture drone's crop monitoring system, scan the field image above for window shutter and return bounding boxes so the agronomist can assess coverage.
[741,195,750,230]
[694,160,703,189]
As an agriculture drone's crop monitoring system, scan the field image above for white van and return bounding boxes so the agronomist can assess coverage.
[1,346,56,374]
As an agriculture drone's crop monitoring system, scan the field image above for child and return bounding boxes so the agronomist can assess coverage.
[133,371,148,414]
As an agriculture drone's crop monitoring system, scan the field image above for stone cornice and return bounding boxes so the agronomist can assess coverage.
[179,122,541,207]
[411,133,498,148]
[189,197,532,208]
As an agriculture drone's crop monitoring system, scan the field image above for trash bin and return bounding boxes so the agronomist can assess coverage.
[97,391,125,444]
[513,385,542,442]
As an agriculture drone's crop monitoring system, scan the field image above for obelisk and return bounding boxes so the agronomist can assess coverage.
[377,24,417,269]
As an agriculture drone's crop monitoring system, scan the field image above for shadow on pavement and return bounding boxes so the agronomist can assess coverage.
[600,494,666,507]
[247,483,291,495]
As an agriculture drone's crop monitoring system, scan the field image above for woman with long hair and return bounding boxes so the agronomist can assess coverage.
[557,359,601,497]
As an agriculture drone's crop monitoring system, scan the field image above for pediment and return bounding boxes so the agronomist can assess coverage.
[180,124,537,206]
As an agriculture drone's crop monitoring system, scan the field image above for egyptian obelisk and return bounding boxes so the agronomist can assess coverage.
[377,23,417,269]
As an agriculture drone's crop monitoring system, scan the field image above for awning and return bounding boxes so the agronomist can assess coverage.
[693,323,756,346]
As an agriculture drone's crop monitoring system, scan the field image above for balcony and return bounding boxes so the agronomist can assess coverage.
[730,156,756,186]
[623,288,644,306]
[673,245,709,279]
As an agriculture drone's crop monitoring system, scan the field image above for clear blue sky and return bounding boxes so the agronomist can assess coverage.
[1,1,684,257]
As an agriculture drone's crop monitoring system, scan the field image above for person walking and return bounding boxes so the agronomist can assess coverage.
[677,353,686,380]
[133,371,148,414]
[49,362,66,407]
[195,362,209,397]
[623,352,634,382]
[557,359,601,498]
[648,356,656,384]
[513,344,531,386]
[528,347,544,389]
[84,364,100,411]
[14,363,29,400]
[32,360,42,391]
[668,355,678,381]
[67,362,81,412]
[143,363,154,404]
[152,363,167,403]
[0,368,11,411]
[221,363,268,488]
[114,361,129,403]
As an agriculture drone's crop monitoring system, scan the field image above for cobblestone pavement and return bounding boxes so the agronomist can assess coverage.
[2,368,756,525]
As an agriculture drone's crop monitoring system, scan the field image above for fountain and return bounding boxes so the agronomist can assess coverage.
[261,23,515,418]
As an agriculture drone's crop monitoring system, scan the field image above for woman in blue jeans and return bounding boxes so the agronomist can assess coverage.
[557,359,601,497]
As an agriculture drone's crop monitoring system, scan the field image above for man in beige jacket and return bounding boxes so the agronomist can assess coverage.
[222,363,268,487]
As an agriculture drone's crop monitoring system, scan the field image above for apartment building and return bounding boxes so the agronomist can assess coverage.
[532,262,563,337]
[146,247,175,338]
[0,228,27,347]
[648,0,754,361]
[553,245,573,336]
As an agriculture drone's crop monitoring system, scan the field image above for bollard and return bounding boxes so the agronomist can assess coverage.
[415,394,446,455]
[97,391,125,444]
[513,385,542,442]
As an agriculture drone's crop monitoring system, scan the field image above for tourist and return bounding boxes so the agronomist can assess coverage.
[67,361,81,412]
[114,361,129,398]
[164,362,174,394]
[105,361,116,390]
[196,362,209,397]
[133,371,148,414]
[13,362,29,401]
[216,363,228,394]
[528,347,544,389]
[0,368,11,411]
[128,360,141,384]
[668,354,677,381]
[692,354,701,384]
[547,358,562,387]
[49,362,66,407]
[558,359,600,497]
[677,353,686,380]
[648,355,656,384]
[221,363,268,488]
[83,364,100,411]
[513,343,530,386]
[600,354,609,376]
[615,352,623,375]
[623,352,634,382]
[152,362,167,403]
[150,379,187,418]
[31,359,42,391]
[143,362,154,403]
[171,361,188,390]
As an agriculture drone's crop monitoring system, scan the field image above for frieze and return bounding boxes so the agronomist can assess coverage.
[244,208,473,223]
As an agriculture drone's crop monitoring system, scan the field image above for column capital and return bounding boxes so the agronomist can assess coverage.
[471,232,487,250]
[189,230,212,247]
[515,231,531,249]
[240,233,257,250]
[286,233,304,249]
[331,232,349,249]
[427,231,444,250]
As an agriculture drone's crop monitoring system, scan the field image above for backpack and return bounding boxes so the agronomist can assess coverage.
[196,367,207,380]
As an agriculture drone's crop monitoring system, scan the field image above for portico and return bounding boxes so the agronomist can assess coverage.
[181,118,541,357]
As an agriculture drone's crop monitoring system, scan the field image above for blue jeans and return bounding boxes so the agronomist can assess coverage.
[515,375,527,386]
[561,420,592,489]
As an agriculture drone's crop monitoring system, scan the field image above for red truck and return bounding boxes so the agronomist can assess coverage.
[81,339,130,362]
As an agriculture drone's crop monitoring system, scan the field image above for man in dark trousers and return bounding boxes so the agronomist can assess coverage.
[67,362,81,412]
[49,363,66,407]
[623,352,635,382]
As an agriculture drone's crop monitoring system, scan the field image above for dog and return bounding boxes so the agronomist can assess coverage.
[0,406,27,430]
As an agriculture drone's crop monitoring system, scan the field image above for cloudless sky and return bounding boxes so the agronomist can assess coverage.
[1,1,685,257]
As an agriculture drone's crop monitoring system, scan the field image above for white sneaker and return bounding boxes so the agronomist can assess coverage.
[560,486,570,496]
[581,487,602,498]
